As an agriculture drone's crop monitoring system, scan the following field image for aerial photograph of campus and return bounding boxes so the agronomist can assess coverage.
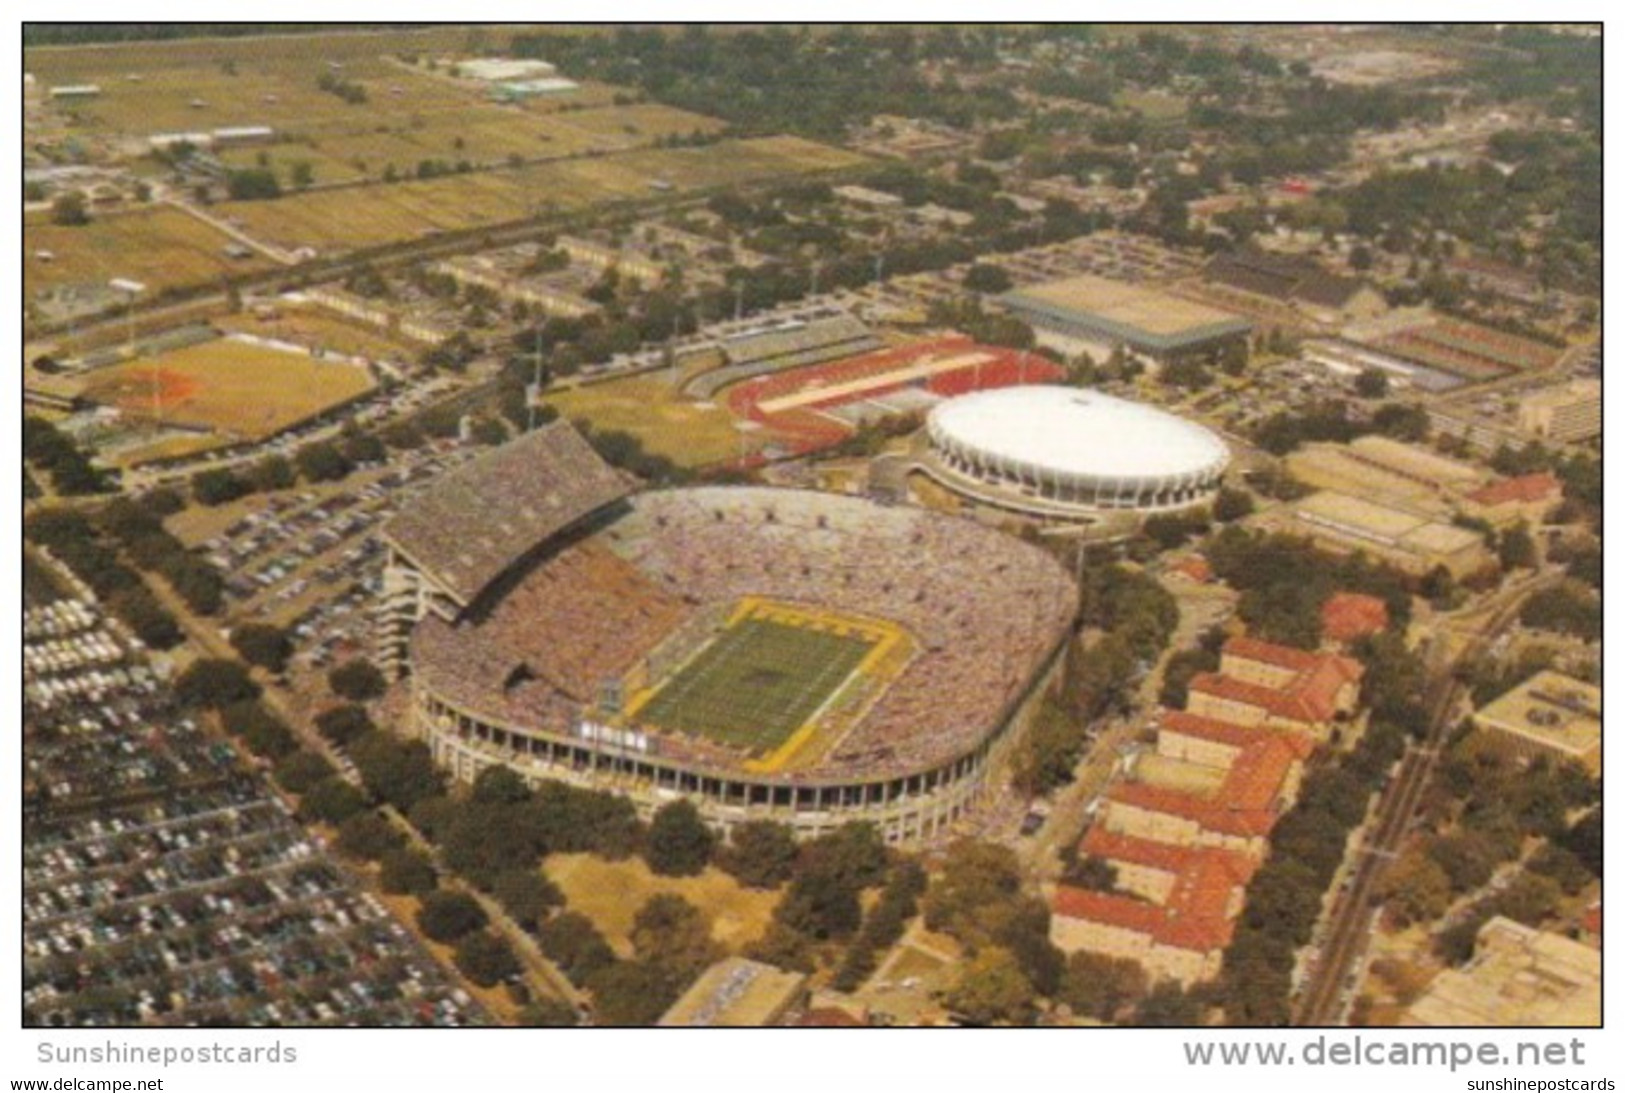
[20,22,1601,1034]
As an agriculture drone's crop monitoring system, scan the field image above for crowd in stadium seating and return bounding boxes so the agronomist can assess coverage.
[414,487,1075,781]
[382,421,629,604]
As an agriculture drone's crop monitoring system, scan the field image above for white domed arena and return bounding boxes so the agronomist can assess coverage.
[924,385,1231,518]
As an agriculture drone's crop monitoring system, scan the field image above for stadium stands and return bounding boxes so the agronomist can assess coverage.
[380,420,630,606]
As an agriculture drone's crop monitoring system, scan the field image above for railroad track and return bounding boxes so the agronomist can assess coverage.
[1292,577,1554,1025]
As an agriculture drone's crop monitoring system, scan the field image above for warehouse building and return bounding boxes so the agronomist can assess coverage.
[1518,379,1601,444]
[1266,490,1492,579]
[998,274,1251,362]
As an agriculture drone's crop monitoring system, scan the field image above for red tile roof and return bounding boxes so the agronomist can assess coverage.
[1580,902,1602,940]
[1159,709,1314,759]
[1108,731,1303,839]
[1197,643,1362,725]
[1081,827,1258,886]
[1321,591,1390,643]
[1052,840,1252,954]
[1172,555,1213,583]
[1224,635,1322,673]
[1466,472,1562,508]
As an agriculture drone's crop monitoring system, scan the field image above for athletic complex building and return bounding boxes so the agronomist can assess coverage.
[999,274,1252,361]
[922,385,1232,519]
[378,422,1077,843]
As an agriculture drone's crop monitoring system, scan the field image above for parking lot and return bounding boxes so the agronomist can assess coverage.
[23,588,484,1027]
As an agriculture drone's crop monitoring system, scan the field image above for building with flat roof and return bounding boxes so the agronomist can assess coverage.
[1286,436,1489,518]
[1402,917,1600,1027]
[1518,380,1601,444]
[458,58,559,82]
[658,958,808,1027]
[1269,490,1491,579]
[999,274,1251,361]
[1473,670,1600,775]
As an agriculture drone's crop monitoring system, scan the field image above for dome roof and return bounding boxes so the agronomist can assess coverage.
[928,385,1230,482]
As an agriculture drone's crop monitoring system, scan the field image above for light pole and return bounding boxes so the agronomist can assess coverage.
[110,278,148,420]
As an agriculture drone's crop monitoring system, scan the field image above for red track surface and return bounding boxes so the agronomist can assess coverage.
[726,335,1065,458]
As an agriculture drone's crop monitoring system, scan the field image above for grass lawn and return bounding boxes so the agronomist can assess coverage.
[81,337,374,440]
[544,854,780,958]
[544,370,746,469]
[635,616,874,755]
[25,206,273,299]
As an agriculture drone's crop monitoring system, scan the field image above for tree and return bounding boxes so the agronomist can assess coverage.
[173,658,260,708]
[963,263,1013,293]
[348,733,444,812]
[537,912,617,986]
[190,467,248,505]
[631,893,722,982]
[1497,521,1538,571]
[230,623,291,673]
[314,703,375,748]
[51,192,89,226]
[1134,981,1204,1026]
[644,799,715,876]
[455,930,520,988]
[1377,847,1452,928]
[472,765,532,807]
[1213,486,1255,522]
[226,167,282,200]
[329,658,387,702]
[380,848,438,895]
[417,890,489,944]
[721,821,798,889]
[945,947,1036,1026]
[297,777,367,826]
[246,454,295,493]
[273,750,336,795]
[1059,951,1148,1021]
[587,960,681,1026]
[1354,367,1390,399]
[337,811,405,861]
[492,868,563,932]
[294,440,351,483]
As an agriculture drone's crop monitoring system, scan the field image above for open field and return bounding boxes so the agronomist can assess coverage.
[215,101,725,188]
[79,337,374,439]
[543,371,746,468]
[634,614,876,755]
[24,206,273,299]
[544,854,780,957]
[216,308,420,363]
[216,135,865,253]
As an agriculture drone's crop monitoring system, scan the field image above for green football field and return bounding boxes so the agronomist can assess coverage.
[634,617,874,754]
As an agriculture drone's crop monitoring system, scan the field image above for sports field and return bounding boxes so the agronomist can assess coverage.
[80,337,375,440]
[634,615,875,755]
[542,366,744,469]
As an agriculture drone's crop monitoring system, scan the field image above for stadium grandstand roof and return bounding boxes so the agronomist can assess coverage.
[928,385,1230,484]
[381,420,629,606]
[1206,246,1371,310]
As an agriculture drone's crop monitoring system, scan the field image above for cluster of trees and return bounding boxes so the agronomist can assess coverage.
[522,26,1022,140]
[1219,709,1413,1024]
[190,429,386,508]
[225,168,282,201]
[25,508,180,649]
[1518,581,1601,642]
[572,419,686,484]
[315,70,368,104]
[93,497,223,617]
[926,840,1064,1025]
[1383,736,1595,938]
[1013,563,1178,798]
[1204,526,1410,650]
[24,416,112,495]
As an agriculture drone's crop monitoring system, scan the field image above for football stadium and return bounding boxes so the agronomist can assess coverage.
[922,385,1232,519]
[380,421,1077,844]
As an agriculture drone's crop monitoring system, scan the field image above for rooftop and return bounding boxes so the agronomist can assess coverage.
[1321,591,1390,643]
[1002,273,1250,338]
[928,385,1231,482]
[1466,472,1563,508]
[1473,670,1601,769]
[658,958,807,1027]
[1402,917,1600,1027]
